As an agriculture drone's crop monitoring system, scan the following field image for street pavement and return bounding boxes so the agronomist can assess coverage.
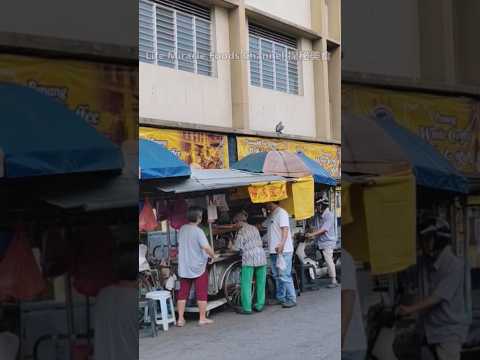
[140,283,340,360]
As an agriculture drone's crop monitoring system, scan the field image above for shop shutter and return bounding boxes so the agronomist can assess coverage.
[156,6,176,68]
[156,0,211,21]
[248,23,299,94]
[249,35,261,86]
[275,44,288,92]
[249,24,297,49]
[261,39,274,89]
[288,48,299,94]
[176,13,195,72]
[195,18,212,76]
[141,0,212,75]
[139,0,156,64]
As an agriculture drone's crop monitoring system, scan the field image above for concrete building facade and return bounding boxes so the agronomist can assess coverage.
[139,0,342,145]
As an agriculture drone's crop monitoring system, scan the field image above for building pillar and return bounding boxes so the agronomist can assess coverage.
[418,0,456,84]
[228,0,250,130]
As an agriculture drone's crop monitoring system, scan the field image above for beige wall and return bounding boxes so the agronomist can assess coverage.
[139,7,233,128]
[245,0,312,29]
[0,0,136,47]
[342,0,421,78]
[248,38,316,137]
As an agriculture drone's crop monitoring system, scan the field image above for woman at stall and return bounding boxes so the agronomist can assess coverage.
[232,210,267,314]
[177,206,216,327]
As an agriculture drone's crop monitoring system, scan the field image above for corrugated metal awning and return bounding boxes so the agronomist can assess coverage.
[157,169,286,194]
[42,173,138,211]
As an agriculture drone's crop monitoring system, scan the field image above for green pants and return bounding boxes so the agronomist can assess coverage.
[240,265,267,312]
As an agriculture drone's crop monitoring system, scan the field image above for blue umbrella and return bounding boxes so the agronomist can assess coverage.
[140,139,191,180]
[296,152,337,185]
[231,151,336,185]
[375,114,468,193]
[0,84,123,178]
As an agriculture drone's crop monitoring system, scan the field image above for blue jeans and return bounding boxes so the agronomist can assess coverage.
[270,253,296,304]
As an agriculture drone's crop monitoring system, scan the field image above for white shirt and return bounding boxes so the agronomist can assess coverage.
[177,224,209,278]
[265,207,293,254]
[94,285,138,360]
[342,250,367,352]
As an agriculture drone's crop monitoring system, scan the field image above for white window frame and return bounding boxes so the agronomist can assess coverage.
[248,34,299,95]
[140,0,213,77]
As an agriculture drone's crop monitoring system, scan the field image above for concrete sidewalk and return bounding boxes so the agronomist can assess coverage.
[140,286,340,360]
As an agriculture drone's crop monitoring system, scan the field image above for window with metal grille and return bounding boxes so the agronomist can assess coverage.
[248,23,299,94]
[139,0,213,76]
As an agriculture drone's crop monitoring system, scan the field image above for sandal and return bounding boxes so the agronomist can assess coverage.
[177,320,186,327]
[198,318,214,326]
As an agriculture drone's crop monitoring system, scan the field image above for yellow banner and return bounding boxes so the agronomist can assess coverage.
[236,136,340,178]
[342,84,480,174]
[363,172,417,274]
[280,176,314,220]
[248,181,288,203]
[140,127,229,169]
[0,54,137,145]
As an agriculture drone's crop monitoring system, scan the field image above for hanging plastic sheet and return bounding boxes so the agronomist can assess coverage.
[0,227,46,301]
[139,198,157,232]
[280,176,315,220]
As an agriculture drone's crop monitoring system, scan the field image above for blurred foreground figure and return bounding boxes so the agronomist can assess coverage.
[399,218,472,360]
[341,249,367,360]
[94,244,138,360]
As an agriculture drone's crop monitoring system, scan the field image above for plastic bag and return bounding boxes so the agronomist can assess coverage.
[0,227,46,301]
[42,226,71,277]
[139,198,157,232]
[169,199,188,230]
[71,225,114,297]
[276,254,287,272]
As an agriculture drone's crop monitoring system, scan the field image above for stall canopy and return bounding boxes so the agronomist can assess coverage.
[140,139,191,180]
[157,169,285,194]
[295,152,337,185]
[41,173,138,211]
[231,151,336,185]
[342,113,468,193]
[0,84,123,178]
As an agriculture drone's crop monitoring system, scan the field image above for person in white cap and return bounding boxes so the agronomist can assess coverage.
[305,197,338,288]
[399,218,471,360]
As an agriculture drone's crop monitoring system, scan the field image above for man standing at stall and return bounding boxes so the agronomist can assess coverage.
[399,218,471,360]
[306,197,339,288]
[264,201,297,308]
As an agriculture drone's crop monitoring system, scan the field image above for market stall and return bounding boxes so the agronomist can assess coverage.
[342,112,470,359]
[141,168,288,313]
[232,150,340,290]
[0,84,135,360]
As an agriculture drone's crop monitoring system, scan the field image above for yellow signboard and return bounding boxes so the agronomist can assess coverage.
[248,181,288,203]
[140,127,229,169]
[0,54,137,145]
[236,136,340,178]
[342,84,480,174]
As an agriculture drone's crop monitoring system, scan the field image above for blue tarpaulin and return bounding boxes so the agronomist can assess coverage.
[374,114,468,193]
[140,139,191,180]
[0,84,123,178]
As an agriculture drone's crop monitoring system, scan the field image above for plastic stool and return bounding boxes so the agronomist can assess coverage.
[145,291,176,331]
